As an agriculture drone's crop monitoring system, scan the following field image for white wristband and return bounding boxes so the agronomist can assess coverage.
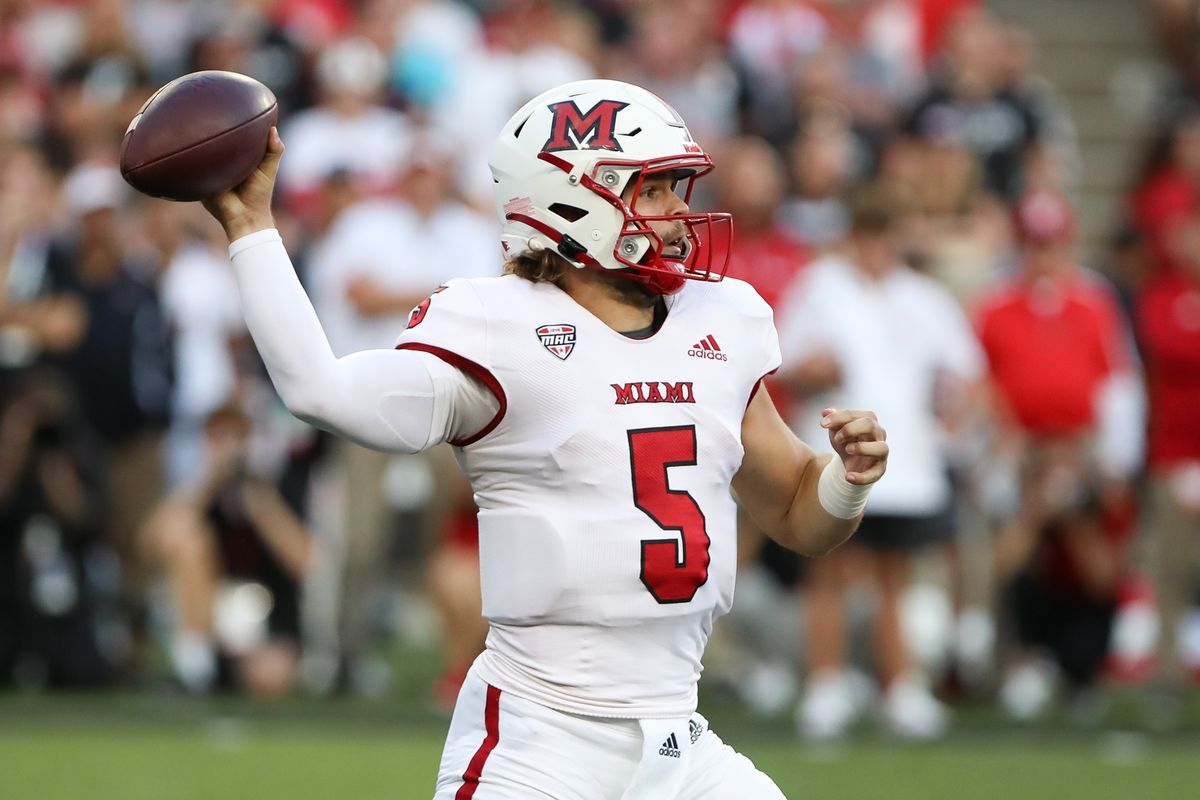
[817,457,872,519]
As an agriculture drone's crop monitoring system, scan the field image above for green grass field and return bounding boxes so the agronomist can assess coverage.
[3,691,1199,800]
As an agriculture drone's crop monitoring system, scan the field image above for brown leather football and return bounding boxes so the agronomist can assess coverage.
[119,71,278,202]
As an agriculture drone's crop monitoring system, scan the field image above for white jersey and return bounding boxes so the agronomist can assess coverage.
[395,274,780,718]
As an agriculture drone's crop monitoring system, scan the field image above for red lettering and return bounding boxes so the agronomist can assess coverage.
[612,383,635,404]
[664,382,690,403]
[613,381,696,405]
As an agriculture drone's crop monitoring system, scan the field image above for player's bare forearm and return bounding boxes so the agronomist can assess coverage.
[733,388,886,555]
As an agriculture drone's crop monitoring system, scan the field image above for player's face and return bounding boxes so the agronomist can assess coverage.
[624,174,688,257]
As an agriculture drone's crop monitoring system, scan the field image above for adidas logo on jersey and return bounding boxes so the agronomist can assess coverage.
[659,732,682,758]
[688,334,727,361]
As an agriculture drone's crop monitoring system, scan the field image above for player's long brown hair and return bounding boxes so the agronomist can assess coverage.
[503,250,569,285]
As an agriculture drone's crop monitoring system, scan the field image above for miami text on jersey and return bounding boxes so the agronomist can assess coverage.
[611,381,696,405]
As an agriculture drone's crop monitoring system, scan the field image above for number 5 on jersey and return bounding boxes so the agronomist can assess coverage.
[627,426,711,604]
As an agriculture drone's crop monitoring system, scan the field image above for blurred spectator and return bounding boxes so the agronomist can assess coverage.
[894,134,995,289]
[975,190,1143,481]
[143,401,313,696]
[310,137,498,359]
[915,0,979,63]
[1,143,87,363]
[303,136,497,690]
[279,35,411,213]
[1131,107,1200,276]
[788,46,887,176]
[390,0,486,116]
[185,3,308,115]
[1134,212,1200,695]
[813,0,926,116]
[0,65,44,143]
[975,190,1144,717]
[904,8,1042,202]
[726,0,829,145]
[776,183,984,739]
[43,55,150,170]
[141,200,249,485]
[718,135,811,310]
[429,0,595,201]
[997,444,1130,720]
[42,164,173,621]
[0,368,124,688]
[993,22,1080,194]
[1150,0,1200,101]
[779,111,855,248]
[617,0,738,146]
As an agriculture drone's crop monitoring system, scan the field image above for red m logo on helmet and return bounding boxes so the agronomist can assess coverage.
[542,99,629,153]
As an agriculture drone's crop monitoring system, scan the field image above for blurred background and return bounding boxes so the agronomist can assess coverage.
[2,0,1200,797]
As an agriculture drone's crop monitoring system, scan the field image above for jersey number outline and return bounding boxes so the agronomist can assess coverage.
[627,425,711,604]
[406,285,446,329]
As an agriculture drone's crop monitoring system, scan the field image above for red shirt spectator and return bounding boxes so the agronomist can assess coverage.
[917,0,979,62]
[976,275,1128,435]
[1137,271,1200,469]
[715,136,812,310]
[976,191,1131,437]
[1131,168,1196,274]
[725,227,811,311]
[1130,112,1200,275]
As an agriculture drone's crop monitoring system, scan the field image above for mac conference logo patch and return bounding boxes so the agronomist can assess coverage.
[537,323,576,360]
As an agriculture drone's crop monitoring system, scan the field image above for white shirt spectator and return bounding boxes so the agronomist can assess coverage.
[159,241,248,485]
[777,255,984,515]
[310,198,500,356]
[161,242,246,419]
[280,36,412,199]
[279,105,411,198]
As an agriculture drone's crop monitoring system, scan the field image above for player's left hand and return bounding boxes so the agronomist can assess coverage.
[821,408,888,486]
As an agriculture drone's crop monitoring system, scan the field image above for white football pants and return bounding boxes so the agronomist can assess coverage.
[432,668,787,799]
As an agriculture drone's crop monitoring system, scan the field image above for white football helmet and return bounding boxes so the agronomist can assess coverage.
[488,79,731,295]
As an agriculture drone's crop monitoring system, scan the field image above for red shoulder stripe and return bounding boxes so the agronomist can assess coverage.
[396,342,507,447]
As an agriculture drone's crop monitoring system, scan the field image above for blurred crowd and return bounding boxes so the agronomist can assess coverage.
[2,0,1199,738]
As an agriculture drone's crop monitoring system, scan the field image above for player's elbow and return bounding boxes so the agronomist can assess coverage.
[278,384,327,429]
[279,387,351,443]
[797,530,853,558]
[770,516,859,557]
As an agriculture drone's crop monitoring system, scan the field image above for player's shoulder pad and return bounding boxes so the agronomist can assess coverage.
[394,277,491,367]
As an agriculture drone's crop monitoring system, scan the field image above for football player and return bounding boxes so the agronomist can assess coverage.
[203,80,887,799]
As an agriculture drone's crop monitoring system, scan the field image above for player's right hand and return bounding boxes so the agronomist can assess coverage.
[202,126,284,242]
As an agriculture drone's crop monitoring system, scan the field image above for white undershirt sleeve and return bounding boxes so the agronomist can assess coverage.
[228,229,497,452]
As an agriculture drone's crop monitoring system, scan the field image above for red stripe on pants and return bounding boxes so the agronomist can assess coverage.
[456,684,502,799]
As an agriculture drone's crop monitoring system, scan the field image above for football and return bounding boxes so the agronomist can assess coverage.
[119,70,278,202]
